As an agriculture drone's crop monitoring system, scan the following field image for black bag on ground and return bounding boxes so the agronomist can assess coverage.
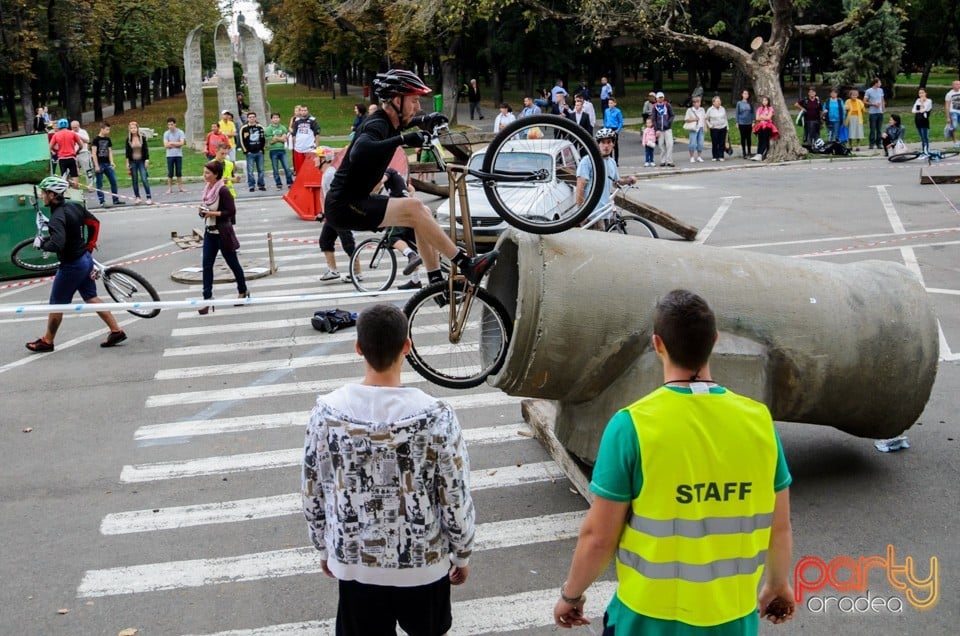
[312,309,358,333]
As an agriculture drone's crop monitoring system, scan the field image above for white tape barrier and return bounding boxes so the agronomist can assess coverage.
[0,288,412,316]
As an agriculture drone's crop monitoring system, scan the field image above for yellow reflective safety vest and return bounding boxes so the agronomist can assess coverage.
[616,386,777,626]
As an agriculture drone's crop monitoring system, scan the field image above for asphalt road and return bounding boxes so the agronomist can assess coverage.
[0,152,957,635]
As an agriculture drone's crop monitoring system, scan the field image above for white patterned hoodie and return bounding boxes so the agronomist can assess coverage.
[302,384,475,587]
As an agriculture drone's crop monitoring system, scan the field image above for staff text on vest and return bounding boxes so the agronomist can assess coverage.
[675,481,752,503]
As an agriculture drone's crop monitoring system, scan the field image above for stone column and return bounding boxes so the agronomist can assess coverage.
[182,25,205,148]
[213,21,236,119]
[237,23,269,120]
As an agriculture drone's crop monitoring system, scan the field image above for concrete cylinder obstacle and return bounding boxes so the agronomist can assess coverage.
[483,230,939,463]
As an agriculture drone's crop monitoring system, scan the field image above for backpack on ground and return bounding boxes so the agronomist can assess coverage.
[311,309,358,333]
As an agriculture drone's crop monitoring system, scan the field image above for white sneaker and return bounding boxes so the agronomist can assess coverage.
[696,156,704,163]
[341,272,364,283]
[320,270,340,281]
[719,158,725,162]
[752,154,763,161]
[690,157,696,163]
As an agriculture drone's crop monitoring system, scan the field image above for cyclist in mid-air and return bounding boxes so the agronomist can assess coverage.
[324,69,497,286]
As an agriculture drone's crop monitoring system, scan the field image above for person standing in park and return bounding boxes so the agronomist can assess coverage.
[652,92,676,167]
[844,89,866,151]
[315,146,360,284]
[239,111,267,192]
[213,142,239,199]
[520,96,541,118]
[552,289,795,634]
[197,160,248,314]
[753,96,777,161]
[218,110,238,161]
[493,102,516,133]
[567,95,593,135]
[302,303,475,636]
[913,88,933,155]
[125,121,152,205]
[163,117,187,194]
[706,96,729,162]
[71,120,94,192]
[602,96,624,164]
[600,77,613,113]
[25,176,127,353]
[684,96,707,163]
[864,78,885,150]
[91,123,125,207]
[944,80,960,147]
[291,105,320,176]
[205,122,229,161]
[794,88,821,146]
[467,78,484,120]
[49,119,84,190]
[735,90,755,158]
[822,88,846,143]
[265,112,293,189]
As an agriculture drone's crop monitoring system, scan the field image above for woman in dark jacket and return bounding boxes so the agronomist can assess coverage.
[197,160,248,314]
[125,121,152,204]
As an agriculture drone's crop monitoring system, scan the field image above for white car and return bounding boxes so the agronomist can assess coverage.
[434,138,583,248]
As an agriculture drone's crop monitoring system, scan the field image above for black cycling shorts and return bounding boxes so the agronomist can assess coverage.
[58,157,79,178]
[323,194,389,233]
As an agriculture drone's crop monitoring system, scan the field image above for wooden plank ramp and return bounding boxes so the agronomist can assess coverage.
[614,191,700,241]
[521,399,593,503]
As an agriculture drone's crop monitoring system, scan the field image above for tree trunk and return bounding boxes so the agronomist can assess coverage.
[439,36,461,124]
[64,70,83,122]
[2,75,19,131]
[19,75,34,131]
[112,63,125,115]
[613,59,625,97]
[93,78,103,122]
[730,67,747,105]
[750,63,804,161]
[339,63,349,96]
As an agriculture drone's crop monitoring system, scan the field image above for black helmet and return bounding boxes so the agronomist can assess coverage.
[373,69,432,100]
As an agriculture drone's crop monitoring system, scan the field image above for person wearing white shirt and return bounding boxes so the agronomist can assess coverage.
[705,97,729,162]
[493,102,516,133]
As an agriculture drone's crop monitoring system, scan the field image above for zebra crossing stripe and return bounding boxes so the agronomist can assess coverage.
[103,461,563,534]
[122,422,533,483]
[76,511,584,597]
[177,580,619,636]
[134,404,523,440]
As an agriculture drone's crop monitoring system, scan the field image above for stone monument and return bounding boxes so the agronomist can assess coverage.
[237,21,269,120]
[182,25,205,147]
[213,21,236,119]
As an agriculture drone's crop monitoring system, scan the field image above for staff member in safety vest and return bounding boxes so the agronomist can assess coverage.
[554,289,795,634]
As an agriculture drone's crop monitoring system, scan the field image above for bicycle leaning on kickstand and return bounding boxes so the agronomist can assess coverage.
[401,115,607,389]
[11,192,162,319]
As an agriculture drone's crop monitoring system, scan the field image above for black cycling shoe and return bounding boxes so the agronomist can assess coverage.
[459,250,498,286]
[402,253,423,275]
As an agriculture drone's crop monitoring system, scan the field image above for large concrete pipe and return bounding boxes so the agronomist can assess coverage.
[484,229,939,463]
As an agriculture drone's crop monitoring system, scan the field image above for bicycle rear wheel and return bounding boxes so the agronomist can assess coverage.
[103,266,161,318]
[404,280,512,389]
[888,152,921,163]
[11,239,60,274]
[606,214,658,238]
[936,150,959,160]
[349,238,397,293]
[480,115,604,234]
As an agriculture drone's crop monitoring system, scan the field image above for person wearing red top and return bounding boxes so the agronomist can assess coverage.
[205,122,230,160]
[49,120,85,189]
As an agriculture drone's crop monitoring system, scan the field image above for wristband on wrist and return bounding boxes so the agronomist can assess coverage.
[560,582,586,605]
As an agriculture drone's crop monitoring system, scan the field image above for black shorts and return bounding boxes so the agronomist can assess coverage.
[336,576,451,636]
[324,195,389,232]
[58,157,79,178]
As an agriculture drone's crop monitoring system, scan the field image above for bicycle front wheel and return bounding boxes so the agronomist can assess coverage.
[480,115,604,234]
[606,214,659,238]
[936,150,959,160]
[404,280,512,389]
[888,152,921,163]
[349,238,397,293]
[103,266,161,318]
[11,239,60,274]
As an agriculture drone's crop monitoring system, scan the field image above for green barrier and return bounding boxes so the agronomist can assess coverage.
[0,134,50,187]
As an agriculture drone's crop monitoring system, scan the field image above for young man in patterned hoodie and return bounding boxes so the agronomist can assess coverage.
[302,303,475,635]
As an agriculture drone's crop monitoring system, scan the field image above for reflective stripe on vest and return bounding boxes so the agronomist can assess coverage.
[615,386,777,627]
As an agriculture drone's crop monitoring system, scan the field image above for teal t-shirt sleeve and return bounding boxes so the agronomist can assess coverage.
[590,410,642,502]
[773,427,792,491]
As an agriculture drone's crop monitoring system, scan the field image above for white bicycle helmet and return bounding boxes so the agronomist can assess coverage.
[37,176,70,195]
[595,127,618,140]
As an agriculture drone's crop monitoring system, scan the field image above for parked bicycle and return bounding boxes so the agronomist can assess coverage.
[12,194,162,319]
[887,148,959,163]
[581,185,659,237]
[402,115,605,388]
[348,228,452,294]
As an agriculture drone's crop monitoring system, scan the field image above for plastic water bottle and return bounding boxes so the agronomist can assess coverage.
[873,436,910,453]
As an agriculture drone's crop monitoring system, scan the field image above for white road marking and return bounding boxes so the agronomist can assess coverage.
[695,195,740,244]
[135,396,522,440]
[178,581,619,636]
[938,322,959,362]
[104,461,561,534]
[725,226,960,250]
[927,287,960,296]
[870,184,905,234]
[77,511,584,597]
[122,421,532,483]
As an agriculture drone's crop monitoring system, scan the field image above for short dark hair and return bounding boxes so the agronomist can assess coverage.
[653,289,717,371]
[167,117,176,124]
[357,304,408,372]
[271,112,280,118]
[204,160,224,179]
[247,111,256,117]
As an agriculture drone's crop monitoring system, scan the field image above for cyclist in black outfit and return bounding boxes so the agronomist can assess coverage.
[324,69,497,286]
